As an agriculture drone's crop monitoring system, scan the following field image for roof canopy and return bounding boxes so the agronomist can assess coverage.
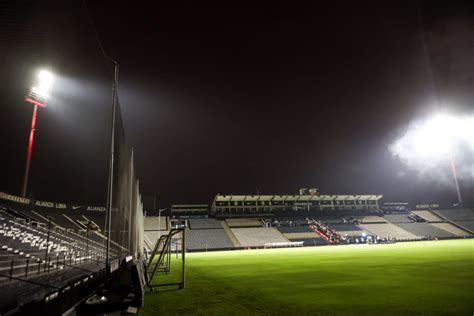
[214,194,383,203]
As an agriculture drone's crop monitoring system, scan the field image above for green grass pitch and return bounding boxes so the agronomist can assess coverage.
[142,239,474,315]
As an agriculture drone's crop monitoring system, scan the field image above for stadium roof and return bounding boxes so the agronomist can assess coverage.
[213,194,383,202]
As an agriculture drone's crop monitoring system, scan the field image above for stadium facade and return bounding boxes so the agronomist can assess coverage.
[212,193,383,215]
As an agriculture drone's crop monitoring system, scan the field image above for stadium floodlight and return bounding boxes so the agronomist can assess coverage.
[31,70,54,99]
[390,112,474,206]
[22,69,55,197]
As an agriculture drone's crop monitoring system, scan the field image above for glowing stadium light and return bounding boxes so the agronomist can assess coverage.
[31,70,54,99]
[390,112,473,206]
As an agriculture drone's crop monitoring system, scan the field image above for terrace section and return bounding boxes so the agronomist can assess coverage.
[330,224,368,237]
[395,223,456,239]
[185,228,234,251]
[277,226,314,234]
[358,223,419,241]
[226,218,262,228]
[384,214,415,223]
[231,228,288,247]
[428,223,471,237]
[411,210,444,223]
[433,209,474,222]
[454,221,474,234]
[188,218,223,230]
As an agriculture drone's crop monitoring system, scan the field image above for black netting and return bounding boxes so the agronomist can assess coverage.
[105,102,143,260]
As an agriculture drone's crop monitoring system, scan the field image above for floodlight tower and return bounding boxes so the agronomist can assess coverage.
[22,70,54,197]
[410,113,465,206]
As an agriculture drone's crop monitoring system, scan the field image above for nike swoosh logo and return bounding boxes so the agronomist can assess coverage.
[72,206,81,210]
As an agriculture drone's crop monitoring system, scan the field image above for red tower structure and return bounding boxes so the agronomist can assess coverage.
[22,70,53,197]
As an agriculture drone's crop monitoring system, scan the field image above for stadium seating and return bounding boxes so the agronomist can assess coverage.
[454,221,474,233]
[383,214,414,223]
[275,217,308,226]
[0,259,102,315]
[331,224,367,237]
[185,229,234,250]
[188,218,223,230]
[231,228,288,247]
[429,223,472,237]
[277,226,313,234]
[0,208,112,286]
[314,217,342,225]
[352,216,387,223]
[330,224,361,231]
[226,218,262,228]
[395,223,455,238]
[144,216,168,231]
[358,223,419,240]
[411,210,443,222]
[433,209,474,221]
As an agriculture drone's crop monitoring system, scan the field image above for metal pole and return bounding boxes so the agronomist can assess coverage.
[181,228,186,289]
[9,260,14,281]
[44,218,51,272]
[158,210,161,240]
[105,62,119,275]
[450,157,463,206]
[86,223,89,260]
[128,149,133,254]
[25,258,29,278]
[22,105,39,197]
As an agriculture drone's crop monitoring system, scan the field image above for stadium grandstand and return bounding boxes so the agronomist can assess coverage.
[212,193,383,215]
[147,192,473,252]
[0,190,144,314]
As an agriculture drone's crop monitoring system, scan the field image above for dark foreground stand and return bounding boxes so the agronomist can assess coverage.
[71,257,145,316]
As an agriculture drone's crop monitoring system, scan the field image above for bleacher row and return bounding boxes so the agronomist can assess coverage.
[0,207,119,277]
[143,208,474,251]
[0,206,118,312]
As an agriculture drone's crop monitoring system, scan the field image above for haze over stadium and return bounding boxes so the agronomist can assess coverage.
[0,0,473,315]
[1,1,473,208]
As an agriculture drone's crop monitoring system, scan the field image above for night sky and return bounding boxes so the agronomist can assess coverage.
[1,1,473,208]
